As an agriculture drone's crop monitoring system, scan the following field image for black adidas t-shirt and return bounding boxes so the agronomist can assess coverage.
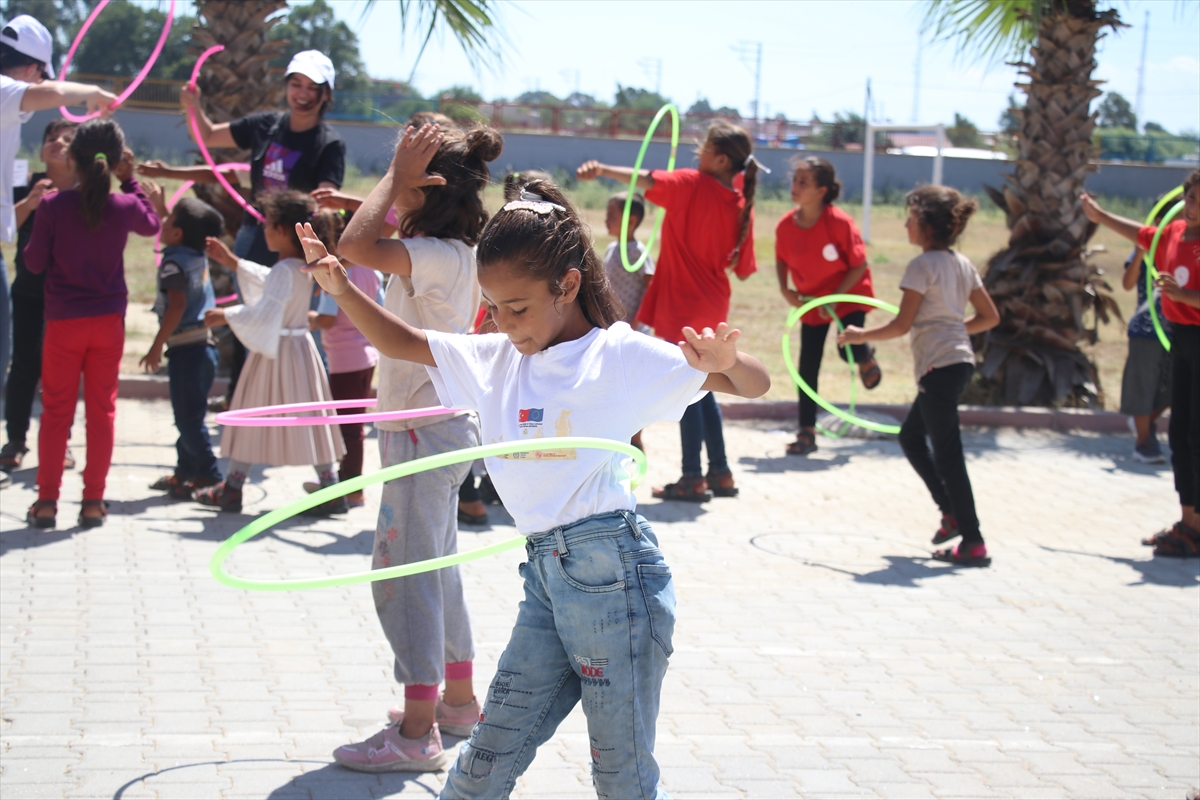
[229,112,345,204]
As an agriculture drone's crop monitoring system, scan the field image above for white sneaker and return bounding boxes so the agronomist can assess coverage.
[332,722,449,773]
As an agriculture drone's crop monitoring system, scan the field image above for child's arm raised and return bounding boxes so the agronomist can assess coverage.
[576,161,654,191]
[680,323,770,399]
[205,237,240,271]
[339,124,446,276]
[179,85,237,149]
[1081,192,1141,244]
[137,160,243,185]
[299,222,436,366]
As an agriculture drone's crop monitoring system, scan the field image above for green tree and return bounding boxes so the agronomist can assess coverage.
[1096,91,1136,130]
[269,0,371,94]
[998,92,1023,133]
[923,0,1126,406]
[516,90,561,106]
[613,85,671,111]
[1143,121,1168,135]
[688,97,740,118]
[947,112,982,147]
[565,91,604,109]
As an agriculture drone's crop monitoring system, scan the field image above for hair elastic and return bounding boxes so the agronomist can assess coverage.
[502,190,565,215]
[744,154,771,174]
[94,152,107,162]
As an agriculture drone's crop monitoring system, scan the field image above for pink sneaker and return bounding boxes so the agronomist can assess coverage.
[387,695,482,737]
[332,722,449,773]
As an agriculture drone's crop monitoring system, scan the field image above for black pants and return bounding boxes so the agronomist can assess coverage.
[897,362,982,544]
[459,472,480,503]
[798,309,873,429]
[1169,324,1200,508]
[4,294,45,444]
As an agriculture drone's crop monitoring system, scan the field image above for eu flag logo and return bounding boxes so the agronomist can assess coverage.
[518,408,544,423]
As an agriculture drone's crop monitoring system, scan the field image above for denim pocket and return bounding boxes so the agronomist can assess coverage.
[637,563,676,657]
[554,538,625,593]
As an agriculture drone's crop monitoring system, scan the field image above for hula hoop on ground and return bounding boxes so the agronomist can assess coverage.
[58,0,176,122]
[782,294,902,436]
[210,438,647,591]
[153,162,249,266]
[1142,187,1185,353]
[620,103,679,273]
[188,45,265,222]
[215,400,465,427]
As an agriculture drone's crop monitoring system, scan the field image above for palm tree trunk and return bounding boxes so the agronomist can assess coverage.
[976,6,1123,406]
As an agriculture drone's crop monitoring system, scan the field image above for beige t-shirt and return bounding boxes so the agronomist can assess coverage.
[899,249,983,382]
[375,237,480,431]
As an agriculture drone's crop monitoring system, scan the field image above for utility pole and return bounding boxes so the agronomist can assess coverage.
[559,69,580,96]
[637,57,662,95]
[864,77,873,142]
[732,41,763,135]
[912,36,922,122]
[1134,10,1148,132]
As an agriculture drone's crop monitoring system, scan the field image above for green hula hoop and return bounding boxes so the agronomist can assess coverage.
[781,294,902,436]
[1143,189,1185,353]
[211,437,646,592]
[620,103,679,273]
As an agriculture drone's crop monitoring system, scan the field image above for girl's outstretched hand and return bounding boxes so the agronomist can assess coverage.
[1080,192,1103,224]
[205,236,238,270]
[679,323,739,373]
[391,124,447,190]
[576,160,603,181]
[837,325,866,346]
[297,222,350,295]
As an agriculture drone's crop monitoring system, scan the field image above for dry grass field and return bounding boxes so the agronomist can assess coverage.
[2,168,1150,412]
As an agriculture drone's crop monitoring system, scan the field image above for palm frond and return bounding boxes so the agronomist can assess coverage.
[362,0,506,75]
[922,0,1041,66]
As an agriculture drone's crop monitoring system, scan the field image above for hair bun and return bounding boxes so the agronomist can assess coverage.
[465,127,503,163]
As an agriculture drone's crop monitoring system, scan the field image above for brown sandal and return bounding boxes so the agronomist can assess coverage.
[26,500,57,529]
[78,500,108,529]
[786,430,817,456]
[860,359,882,390]
[652,476,712,503]
[1152,524,1200,558]
[0,440,28,471]
[706,470,739,497]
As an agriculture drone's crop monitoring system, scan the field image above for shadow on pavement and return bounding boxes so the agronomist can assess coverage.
[636,499,707,523]
[0,524,79,556]
[749,532,957,587]
[1038,544,1200,588]
[266,762,443,799]
[111,759,328,800]
[738,453,852,473]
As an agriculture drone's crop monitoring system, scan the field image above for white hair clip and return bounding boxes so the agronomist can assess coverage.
[744,154,771,174]
[502,190,565,215]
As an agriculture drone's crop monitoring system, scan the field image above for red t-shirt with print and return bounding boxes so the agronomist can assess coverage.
[775,204,874,325]
[1138,221,1200,326]
[637,168,757,344]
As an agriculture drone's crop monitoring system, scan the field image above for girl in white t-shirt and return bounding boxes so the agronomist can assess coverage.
[329,123,502,774]
[301,123,769,796]
[839,186,1000,567]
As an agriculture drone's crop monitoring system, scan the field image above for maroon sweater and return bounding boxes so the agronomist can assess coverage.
[23,178,160,321]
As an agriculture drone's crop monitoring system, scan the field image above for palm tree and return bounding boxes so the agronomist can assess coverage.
[923,0,1125,406]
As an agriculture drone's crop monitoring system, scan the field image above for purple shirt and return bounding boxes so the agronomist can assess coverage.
[23,178,161,321]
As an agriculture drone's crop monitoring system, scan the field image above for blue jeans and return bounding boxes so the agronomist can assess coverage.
[680,391,728,477]
[442,511,674,800]
[168,344,222,482]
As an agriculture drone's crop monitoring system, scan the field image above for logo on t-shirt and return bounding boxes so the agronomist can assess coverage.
[822,243,839,262]
[262,142,302,189]
[1175,266,1191,288]
[518,408,543,424]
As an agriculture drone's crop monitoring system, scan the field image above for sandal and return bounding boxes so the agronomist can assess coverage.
[193,482,243,513]
[931,514,959,545]
[706,470,739,498]
[860,359,882,390]
[0,440,28,471]
[786,430,817,457]
[652,476,713,503]
[78,500,108,529]
[1142,523,1186,547]
[26,500,57,529]
[932,543,991,568]
[1152,524,1200,558]
[63,448,76,470]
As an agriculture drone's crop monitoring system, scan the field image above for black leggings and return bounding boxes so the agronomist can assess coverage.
[798,310,873,429]
[1169,324,1200,508]
[897,362,982,544]
[5,295,45,444]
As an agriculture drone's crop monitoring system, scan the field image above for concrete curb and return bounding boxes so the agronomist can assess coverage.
[118,376,1165,435]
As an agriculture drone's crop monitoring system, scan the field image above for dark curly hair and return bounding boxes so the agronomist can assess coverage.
[261,190,343,255]
[400,127,503,246]
[905,185,978,249]
[477,177,622,328]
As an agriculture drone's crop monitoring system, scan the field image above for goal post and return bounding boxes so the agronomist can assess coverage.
[862,123,946,242]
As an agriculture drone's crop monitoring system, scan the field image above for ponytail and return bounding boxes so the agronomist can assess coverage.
[400,125,503,245]
[703,120,757,269]
[68,119,125,230]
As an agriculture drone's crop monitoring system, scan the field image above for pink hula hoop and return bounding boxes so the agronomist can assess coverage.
[58,0,176,122]
[215,401,466,427]
[213,294,239,305]
[188,45,265,222]
[153,162,249,266]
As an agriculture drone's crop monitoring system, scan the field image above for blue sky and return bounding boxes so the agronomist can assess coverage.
[338,0,1199,134]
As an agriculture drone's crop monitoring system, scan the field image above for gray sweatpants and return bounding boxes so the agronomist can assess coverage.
[373,415,480,687]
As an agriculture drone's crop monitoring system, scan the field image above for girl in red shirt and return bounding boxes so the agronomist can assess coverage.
[578,121,759,501]
[776,157,881,456]
[1083,170,1200,555]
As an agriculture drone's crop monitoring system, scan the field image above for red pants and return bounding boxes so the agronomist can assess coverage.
[328,366,375,482]
[37,314,124,502]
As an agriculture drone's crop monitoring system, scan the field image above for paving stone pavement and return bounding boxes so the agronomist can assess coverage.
[1,399,1197,800]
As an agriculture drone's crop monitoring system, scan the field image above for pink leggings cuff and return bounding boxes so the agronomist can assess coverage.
[445,661,473,681]
[404,684,439,702]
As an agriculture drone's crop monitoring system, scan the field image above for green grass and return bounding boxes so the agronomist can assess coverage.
[1,165,1148,411]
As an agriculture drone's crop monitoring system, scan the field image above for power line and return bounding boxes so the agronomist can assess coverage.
[732,41,763,133]
[637,58,662,95]
[1135,10,1149,131]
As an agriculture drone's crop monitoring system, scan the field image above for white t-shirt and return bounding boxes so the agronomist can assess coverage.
[425,322,708,534]
[1,75,34,243]
[899,249,984,381]
[375,237,480,431]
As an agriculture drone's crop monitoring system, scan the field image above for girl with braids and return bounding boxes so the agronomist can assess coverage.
[23,118,160,528]
[839,186,999,567]
[195,191,345,514]
[577,120,760,502]
[328,123,502,773]
[301,123,769,792]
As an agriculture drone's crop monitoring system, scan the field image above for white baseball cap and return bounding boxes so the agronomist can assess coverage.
[285,50,334,90]
[1,15,56,79]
